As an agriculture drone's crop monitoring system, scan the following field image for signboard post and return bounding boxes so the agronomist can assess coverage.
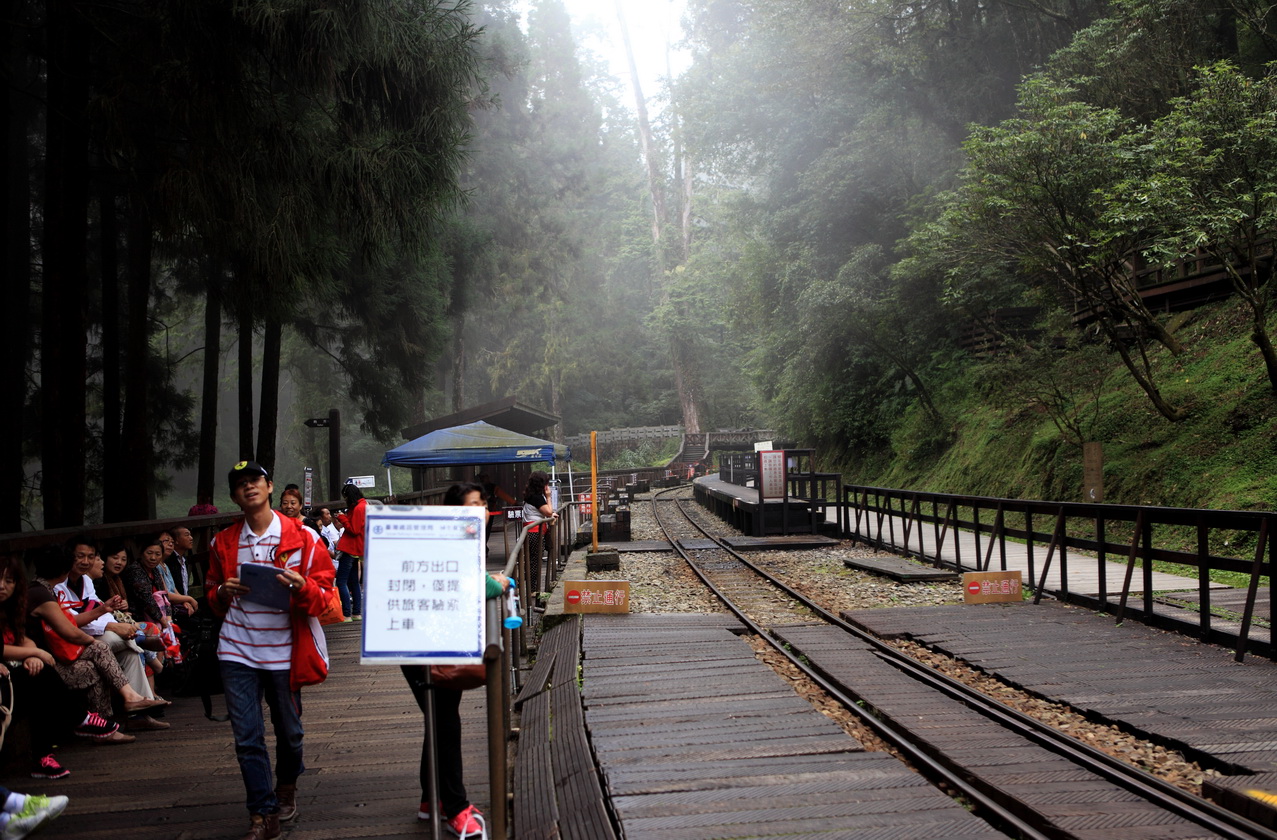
[359,505,487,665]
[303,467,314,507]
[1083,442,1104,503]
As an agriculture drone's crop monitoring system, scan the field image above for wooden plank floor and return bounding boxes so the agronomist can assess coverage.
[842,554,958,583]
[845,601,1277,773]
[1165,587,1272,621]
[8,622,494,839]
[582,614,1007,840]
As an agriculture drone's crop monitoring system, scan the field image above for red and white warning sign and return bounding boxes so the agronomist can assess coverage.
[962,570,1023,604]
[561,580,630,614]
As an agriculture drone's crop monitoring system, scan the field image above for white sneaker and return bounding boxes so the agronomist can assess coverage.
[3,794,69,840]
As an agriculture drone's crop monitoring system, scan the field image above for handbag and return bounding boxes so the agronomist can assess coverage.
[430,663,487,691]
[317,588,345,626]
[41,605,89,663]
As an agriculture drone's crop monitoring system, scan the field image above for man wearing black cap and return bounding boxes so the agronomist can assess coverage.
[205,461,337,840]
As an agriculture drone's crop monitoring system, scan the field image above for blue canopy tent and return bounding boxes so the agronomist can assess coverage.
[382,420,573,497]
[383,420,569,466]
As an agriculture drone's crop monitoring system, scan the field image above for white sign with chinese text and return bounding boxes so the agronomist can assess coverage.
[359,505,487,665]
[347,475,377,489]
[758,450,786,500]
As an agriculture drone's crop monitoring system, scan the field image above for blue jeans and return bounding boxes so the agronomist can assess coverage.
[221,661,304,815]
[335,552,362,617]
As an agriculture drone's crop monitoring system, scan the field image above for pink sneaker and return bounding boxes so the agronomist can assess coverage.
[445,804,486,839]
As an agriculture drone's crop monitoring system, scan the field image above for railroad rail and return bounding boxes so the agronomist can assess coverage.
[650,486,1277,840]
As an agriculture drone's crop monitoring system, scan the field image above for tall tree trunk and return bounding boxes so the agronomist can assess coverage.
[119,195,154,519]
[1,8,33,532]
[667,45,692,262]
[616,0,704,434]
[238,310,255,461]
[41,1,90,527]
[615,0,665,251]
[672,338,701,434]
[450,322,466,412]
[99,188,124,521]
[256,316,282,474]
[197,265,222,502]
[549,367,562,443]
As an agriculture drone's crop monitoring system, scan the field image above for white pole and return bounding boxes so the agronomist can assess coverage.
[386,468,393,498]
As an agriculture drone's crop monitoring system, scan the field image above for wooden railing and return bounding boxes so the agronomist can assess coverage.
[842,484,1273,660]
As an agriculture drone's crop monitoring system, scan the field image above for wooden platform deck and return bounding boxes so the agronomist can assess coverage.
[693,477,827,537]
[10,622,494,839]
[842,554,959,582]
[845,600,1277,774]
[580,614,1005,840]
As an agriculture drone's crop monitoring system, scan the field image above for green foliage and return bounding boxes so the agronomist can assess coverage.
[858,297,1277,518]
[600,438,682,471]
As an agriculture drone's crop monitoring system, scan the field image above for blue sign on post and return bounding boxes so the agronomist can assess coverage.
[359,505,487,665]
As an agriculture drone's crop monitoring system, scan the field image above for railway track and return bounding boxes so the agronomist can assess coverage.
[649,487,1277,840]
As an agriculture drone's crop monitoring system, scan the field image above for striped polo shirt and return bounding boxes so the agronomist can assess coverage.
[217,512,295,669]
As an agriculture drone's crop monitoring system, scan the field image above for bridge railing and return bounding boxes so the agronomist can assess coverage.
[841,484,1274,660]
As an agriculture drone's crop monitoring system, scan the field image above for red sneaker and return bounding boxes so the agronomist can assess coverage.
[74,711,120,739]
[445,804,486,839]
[30,753,70,779]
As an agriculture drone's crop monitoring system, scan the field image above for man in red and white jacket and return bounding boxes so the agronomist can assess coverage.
[206,460,336,840]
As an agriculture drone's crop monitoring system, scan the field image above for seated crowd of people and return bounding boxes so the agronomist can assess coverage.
[0,527,208,782]
[3,498,351,784]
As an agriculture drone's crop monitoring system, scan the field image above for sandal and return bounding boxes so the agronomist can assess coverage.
[123,698,167,713]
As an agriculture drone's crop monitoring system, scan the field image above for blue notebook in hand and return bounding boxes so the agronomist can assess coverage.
[238,563,293,611]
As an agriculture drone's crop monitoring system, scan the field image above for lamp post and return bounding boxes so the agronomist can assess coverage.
[304,409,341,500]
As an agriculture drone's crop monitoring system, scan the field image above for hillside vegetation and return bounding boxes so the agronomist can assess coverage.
[855,297,1277,513]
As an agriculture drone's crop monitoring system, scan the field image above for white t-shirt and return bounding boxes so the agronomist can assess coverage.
[52,575,111,637]
[216,512,296,670]
[320,522,342,557]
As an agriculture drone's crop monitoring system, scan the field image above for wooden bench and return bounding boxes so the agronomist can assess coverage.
[513,617,616,840]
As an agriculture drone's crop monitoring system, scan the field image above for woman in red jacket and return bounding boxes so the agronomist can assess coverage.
[334,483,366,621]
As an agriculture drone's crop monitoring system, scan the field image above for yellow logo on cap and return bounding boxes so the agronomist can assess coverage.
[233,461,248,470]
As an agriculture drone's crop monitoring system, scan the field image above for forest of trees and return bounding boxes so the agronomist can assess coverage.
[11,0,1277,531]
[674,0,1277,488]
[7,0,716,531]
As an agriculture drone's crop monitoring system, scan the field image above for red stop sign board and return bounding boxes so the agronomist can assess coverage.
[567,590,581,605]
[967,581,982,595]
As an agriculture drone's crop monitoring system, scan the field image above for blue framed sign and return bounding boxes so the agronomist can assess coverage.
[359,505,487,665]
